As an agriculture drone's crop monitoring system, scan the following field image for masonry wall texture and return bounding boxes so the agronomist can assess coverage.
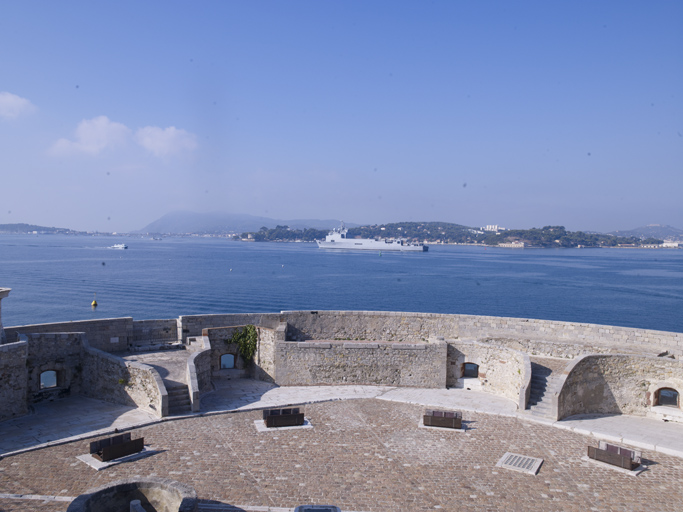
[132,319,178,343]
[557,354,683,419]
[273,340,447,388]
[0,339,28,421]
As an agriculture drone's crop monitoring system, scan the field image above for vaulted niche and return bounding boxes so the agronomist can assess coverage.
[220,354,235,369]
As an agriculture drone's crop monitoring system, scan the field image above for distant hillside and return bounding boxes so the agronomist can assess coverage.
[137,211,357,234]
[0,223,75,234]
[609,224,683,240]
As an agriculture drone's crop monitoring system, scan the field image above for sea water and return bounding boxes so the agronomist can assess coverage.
[0,235,682,333]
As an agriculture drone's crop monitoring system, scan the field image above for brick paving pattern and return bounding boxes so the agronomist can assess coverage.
[1,399,682,512]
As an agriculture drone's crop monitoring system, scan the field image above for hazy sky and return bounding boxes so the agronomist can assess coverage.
[1,1,681,233]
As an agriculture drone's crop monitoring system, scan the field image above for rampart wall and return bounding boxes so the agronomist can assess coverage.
[281,310,682,356]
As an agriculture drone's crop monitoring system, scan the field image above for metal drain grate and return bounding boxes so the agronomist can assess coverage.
[496,452,543,475]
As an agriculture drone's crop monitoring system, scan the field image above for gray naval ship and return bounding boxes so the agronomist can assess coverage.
[317,223,428,252]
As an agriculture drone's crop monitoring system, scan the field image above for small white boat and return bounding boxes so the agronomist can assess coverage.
[110,243,128,249]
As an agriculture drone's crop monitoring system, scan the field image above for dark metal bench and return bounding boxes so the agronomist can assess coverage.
[587,441,641,471]
[263,407,305,428]
[90,433,145,462]
[294,506,341,512]
[423,409,462,429]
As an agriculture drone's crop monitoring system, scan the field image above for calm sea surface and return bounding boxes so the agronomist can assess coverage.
[0,235,682,333]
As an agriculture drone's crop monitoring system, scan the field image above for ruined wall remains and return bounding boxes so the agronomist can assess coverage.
[447,340,531,408]
[0,339,28,421]
[7,318,133,352]
[274,340,447,388]
[556,354,683,419]
[81,343,167,418]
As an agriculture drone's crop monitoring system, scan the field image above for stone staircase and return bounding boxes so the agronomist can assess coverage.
[167,384,192,415]
[525,358,568,418]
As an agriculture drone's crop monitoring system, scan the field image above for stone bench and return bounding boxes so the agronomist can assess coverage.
[423,409,462,429]
[263,407,305,428]
[90,433,145,462]
[587,441,641,471]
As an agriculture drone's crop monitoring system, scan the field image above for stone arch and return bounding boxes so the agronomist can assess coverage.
[655,387,679,407]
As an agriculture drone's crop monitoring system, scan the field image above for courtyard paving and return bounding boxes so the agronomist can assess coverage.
[1,378,683,511]
[2,397,683,512]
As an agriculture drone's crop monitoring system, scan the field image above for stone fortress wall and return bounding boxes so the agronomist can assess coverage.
[0,287,681,424]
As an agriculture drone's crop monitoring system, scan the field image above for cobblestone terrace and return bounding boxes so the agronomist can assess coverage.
[1,399,682,512]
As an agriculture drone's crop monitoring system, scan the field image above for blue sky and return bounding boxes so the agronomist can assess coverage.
[1,1,681,233]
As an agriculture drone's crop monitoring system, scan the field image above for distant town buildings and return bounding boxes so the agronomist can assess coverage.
[482,225,507,232]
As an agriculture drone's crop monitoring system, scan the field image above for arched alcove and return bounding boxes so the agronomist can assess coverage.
[40,370,57,389]
[655,387,680,408]
[462,362,479,378]
[220,354,235,369]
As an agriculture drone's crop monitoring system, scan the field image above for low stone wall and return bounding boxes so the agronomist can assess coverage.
[6,318,133,352]
[447,340,530,408]
[180,313,281,341]
[556,354,683,420]
[186,336,211,412]
[132,319,178,343]
[274,340,447,388]
[0,339,28,421]
[25,332,84,403]
[81,342,168,418]
[281,311,683,356]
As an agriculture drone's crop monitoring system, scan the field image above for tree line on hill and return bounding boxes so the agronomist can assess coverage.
[240,222,663,247]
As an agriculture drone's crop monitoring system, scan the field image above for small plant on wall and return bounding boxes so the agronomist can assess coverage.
[229,325,258,364]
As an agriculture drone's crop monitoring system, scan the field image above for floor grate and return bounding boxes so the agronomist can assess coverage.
[495,452,543,475]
